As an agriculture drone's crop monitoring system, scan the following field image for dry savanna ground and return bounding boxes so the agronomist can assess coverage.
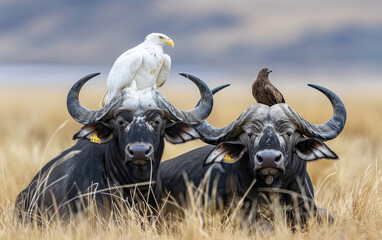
[0,80,381,239]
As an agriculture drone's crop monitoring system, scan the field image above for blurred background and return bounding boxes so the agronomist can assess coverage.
[1,0,382,86]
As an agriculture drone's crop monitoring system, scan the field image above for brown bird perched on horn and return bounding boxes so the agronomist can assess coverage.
[252,68,285,106]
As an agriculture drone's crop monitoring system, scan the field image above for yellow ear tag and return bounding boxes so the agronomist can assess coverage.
[223,154,235,163]
[90,133,101,144]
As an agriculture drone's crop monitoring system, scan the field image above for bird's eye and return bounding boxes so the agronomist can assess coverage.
[159,36,164,39]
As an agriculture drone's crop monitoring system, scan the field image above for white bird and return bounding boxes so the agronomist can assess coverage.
[101,33,174,106]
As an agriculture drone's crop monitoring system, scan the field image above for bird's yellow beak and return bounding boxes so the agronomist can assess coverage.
[161,38,174,48]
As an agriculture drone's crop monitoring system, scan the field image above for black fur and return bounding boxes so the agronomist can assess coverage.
[15,110,191,223]
[160,130,335,225]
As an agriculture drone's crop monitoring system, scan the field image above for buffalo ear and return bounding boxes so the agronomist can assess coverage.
[295,138,338,161]
[164,122,201,144]
[73,122,114,144]
[204,142,245,166]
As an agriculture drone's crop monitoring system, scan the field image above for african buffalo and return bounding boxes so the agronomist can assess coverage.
[15,72,214,223]
[160,84,346,226]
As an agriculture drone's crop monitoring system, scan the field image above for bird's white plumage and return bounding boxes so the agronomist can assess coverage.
[157,54,171,88]
[102,33,174,106]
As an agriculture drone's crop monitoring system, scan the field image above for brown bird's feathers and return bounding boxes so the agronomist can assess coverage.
[264,85,285,104]
[252,68,285,106]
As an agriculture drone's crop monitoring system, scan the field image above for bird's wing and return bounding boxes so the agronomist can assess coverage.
[251,82,257,100]
[156,54,171,88]
[265,85,285,104]
[106,51,143,95]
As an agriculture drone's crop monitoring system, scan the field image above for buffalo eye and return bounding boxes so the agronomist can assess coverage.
[150,120,161,128]
[146,111,162,127]
[149,118,161,125]
[117,120,126,126]
[116,111,133,122]
[283,131,292,137]
[116,111,134,129]
[117,120,128,130]
[280,132,292,140]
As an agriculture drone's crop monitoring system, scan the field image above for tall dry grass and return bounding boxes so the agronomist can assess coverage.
[0,82,381,239]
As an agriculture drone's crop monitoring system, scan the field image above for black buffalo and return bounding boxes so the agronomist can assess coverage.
[160,84,346,226]
[15,72,214,223]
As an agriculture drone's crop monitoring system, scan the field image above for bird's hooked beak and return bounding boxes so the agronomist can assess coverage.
[161,37,174,48]
[267,68,273,73]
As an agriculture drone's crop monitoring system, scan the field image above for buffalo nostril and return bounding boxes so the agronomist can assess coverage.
[145,145,152,157]
[255,150,285,174]
[256,150,284,168]
[126,144,153,163]
[128,148,134,157]
[275,154,281,164]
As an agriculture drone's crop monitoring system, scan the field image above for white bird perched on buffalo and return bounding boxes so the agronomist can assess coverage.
[101,33,174,106]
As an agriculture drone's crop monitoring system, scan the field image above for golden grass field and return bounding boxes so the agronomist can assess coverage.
[0,81,381,239]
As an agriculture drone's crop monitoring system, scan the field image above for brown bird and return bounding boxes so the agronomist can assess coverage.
[252,68,285,106]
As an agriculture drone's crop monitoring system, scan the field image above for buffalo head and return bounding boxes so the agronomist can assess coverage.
[66,72,213,182]
[194,84,346,186]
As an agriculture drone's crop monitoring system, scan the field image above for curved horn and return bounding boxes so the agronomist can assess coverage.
[194,104,265,144]
[67,73,123,124]
[153,73,214,124]
[282,84,347,140]
[195,83,230,107]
